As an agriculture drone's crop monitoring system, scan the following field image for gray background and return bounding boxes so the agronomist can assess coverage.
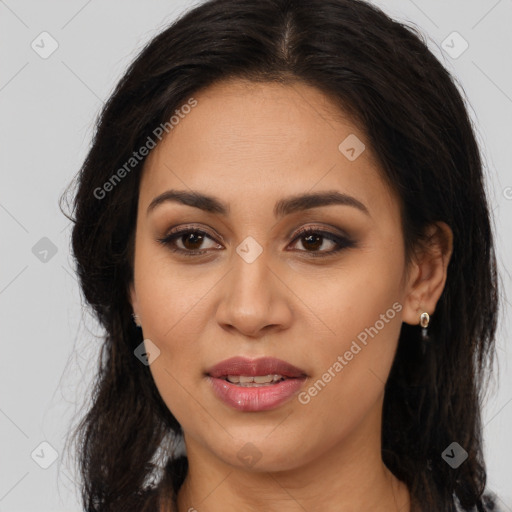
[1,1,511,510]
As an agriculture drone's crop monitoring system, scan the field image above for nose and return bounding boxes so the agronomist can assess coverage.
[215,248,293,339]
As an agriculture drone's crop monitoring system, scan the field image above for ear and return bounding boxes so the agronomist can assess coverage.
[402,221,453,326]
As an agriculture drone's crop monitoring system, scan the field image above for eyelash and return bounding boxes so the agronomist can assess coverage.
[156,225,355,258]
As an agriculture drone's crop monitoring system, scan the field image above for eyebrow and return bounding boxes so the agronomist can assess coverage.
[147,189,370,218]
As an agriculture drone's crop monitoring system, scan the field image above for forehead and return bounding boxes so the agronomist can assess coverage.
[139,79,397,222]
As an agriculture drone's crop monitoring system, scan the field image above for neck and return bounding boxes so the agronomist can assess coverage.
[173,400,410,512]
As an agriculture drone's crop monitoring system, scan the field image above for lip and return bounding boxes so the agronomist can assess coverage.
[206,356,307,379]
[206,357,307,412]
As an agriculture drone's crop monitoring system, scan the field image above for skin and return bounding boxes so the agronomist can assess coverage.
[129,79,453,512]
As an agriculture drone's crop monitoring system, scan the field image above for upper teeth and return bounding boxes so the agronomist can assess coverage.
[226,374,284,384]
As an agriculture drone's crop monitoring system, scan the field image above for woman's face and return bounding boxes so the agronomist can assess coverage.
[130,79,420,472]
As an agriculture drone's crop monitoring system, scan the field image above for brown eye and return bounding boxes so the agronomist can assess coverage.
[157,228,222,255]
[289,227,355,257]
[180,231,206,251]
[157,225,355,258]
[296,232,333,251]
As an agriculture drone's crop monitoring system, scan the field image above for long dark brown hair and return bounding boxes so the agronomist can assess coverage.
[60,0,500,510]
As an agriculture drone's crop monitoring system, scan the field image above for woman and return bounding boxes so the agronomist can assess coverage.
[62,0,502,510]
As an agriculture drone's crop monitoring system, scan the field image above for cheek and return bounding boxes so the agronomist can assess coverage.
[132,245,214,420]
[139,294,210,436]
[299,246,405,411]
[134,238,215,345]
[313,242,404,349]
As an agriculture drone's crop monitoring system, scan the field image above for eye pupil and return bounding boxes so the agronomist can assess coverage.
[303,233,322,251]
[183,232,204,250]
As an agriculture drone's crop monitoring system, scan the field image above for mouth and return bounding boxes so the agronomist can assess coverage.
[206,356,307,381]
[205,357,307,411]
[221,374,288,387]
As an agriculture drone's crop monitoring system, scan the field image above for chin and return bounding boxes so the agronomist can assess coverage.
[206,434,314,474]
